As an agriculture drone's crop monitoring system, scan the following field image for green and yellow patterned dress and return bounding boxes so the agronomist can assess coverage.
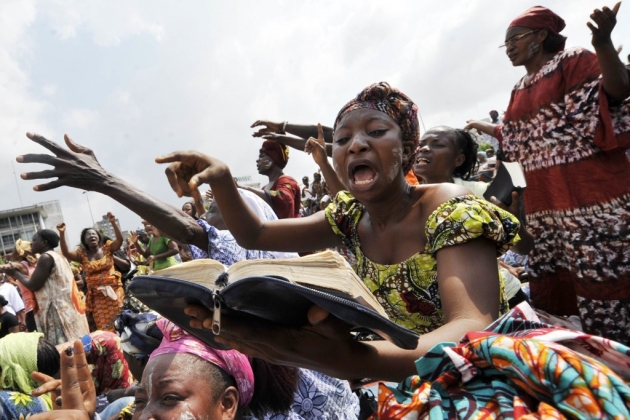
[325,192,520,334]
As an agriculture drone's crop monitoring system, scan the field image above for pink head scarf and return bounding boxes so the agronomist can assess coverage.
[150,318,254,407]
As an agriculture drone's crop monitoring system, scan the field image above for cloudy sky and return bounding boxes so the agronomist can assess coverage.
[1,0,628,243]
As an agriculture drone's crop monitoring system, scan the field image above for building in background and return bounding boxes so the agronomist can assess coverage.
[94,214,122,240]
[0,200,64,256]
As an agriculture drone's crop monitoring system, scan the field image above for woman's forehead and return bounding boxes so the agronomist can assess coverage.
[336,108,396,130]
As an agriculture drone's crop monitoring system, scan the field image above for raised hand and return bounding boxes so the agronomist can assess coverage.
[56,223,66,233]
[205,189,214,201]
[588,2,621,48]
[106,212,116,223]
[129,231,139,244]
[17,133,108,193]
[251,120,283,137]
[31,340,96,420]
[155,151,231,198]
[305,123,328,167]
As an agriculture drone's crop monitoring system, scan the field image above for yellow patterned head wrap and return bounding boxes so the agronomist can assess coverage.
[0,332,44,394]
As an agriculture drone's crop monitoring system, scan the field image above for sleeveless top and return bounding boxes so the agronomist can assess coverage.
[35,251,89,344]
[325,192,520,334]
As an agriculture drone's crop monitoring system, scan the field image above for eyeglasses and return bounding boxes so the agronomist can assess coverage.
[499,30,540,48]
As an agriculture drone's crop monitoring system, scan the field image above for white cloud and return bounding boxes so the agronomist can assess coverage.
[61,108,99,129]
[42,84,57,96]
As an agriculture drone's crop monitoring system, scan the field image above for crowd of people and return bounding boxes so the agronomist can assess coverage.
[0,4,628,419]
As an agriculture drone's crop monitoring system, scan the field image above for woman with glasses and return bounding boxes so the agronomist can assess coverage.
[466,5,630,344]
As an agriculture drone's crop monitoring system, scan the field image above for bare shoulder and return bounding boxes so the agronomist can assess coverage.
[415,183,472,218]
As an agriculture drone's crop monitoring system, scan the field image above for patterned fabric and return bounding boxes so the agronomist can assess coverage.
[496,47,630,343]
[261,140,290,169]
[509,6,566,46]
[334,82,420,173]
[325,192,519,334]
[77,241,124,332]
[35,251,89,345]
[117,402,135,420]
[264,174,302,219]
[260,369,360,420]
[147,236,179,271]
[371,302,630,419]
[0,332,43,395]
[150,318,255,407]
[87,331,134,396]
[192,219,298,264]
[0,390,51,419]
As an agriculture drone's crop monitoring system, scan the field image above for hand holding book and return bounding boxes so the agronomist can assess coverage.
[185,303,366,378]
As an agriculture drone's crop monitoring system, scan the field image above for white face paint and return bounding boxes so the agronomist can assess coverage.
[526,41,540,60]
[386,147,404,182]
[146,363,156,399]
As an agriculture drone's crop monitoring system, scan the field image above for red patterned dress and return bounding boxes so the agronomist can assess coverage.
[263,174,301,219]
[495,47,630,343]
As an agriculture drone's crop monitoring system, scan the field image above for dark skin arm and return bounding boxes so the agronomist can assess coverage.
[304,124,345,197]
[251,120,334,143]
[17,133,209,250]
[238,184,273,206]
[1,254,54,292]
[112,255,131,272]
[589,3,630,102]
[107,212,124,252]
[259,133,334,157]
[56,223,81,263]
[155,151,341,253]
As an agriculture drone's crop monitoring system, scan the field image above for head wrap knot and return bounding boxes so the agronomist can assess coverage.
[260,141,290,169]
[334,82,420,173]
[150,319,254,407]
[509,6,566,52]
[0,332,44,394]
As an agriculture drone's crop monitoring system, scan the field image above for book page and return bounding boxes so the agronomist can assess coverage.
[503,162,527,188]
[152,259,227,289]
[228,250,387,318]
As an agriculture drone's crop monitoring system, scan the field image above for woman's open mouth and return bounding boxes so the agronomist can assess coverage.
[350,163,377,186]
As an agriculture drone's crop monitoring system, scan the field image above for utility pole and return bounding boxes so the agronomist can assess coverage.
[83,191,95,226]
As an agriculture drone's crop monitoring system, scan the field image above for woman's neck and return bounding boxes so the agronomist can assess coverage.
[361,178,414,229]
[524,51,556,77]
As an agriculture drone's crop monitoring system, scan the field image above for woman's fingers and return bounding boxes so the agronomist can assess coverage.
[163,163,186,197]
[59,344,83,411]
[73,341,96,417]
[31,372,60,397]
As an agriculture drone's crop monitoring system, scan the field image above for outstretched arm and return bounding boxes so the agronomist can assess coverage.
[17,133,209,250]
[1,255,54,292]
[589,3,630,102]
[259,134,333,157]
[464,120,497,137]
[155,150,341,253]
[57,223,80,263]
[251,120,334,143]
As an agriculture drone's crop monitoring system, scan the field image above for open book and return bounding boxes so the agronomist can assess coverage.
[483,161,527,207]
[129,250,419,350]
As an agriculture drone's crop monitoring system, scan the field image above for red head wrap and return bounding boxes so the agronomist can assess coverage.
[509,6,565,35]
[334,82,420,173]
[260,140,289,169]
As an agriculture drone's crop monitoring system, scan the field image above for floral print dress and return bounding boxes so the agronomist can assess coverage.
[325,192,520,334]
[77,240,124,332]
